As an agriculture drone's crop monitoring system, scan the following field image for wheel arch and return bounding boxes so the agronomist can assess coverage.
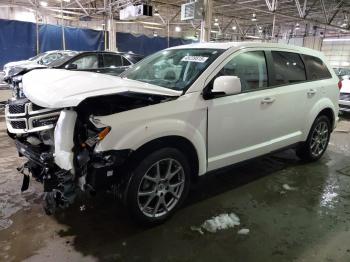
[126,135,201,182]
[304,98,337,141]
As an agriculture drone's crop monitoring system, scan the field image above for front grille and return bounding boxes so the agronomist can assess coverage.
[10,120,26,129]
[8,104,25,114]
[340,93,350,101]
[32,103,44,111]
[32,116,60,128]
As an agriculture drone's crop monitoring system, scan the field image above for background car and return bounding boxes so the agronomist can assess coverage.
[2,50,77,78]
[5,51,144,98]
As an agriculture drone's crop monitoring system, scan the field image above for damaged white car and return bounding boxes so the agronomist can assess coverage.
[6,42,339,224]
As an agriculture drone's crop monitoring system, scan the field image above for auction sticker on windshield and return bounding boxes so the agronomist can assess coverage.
[181,56,209,63]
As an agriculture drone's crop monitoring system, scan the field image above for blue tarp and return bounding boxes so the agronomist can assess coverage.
[0,18,104,69]
[116,32,196,56]
[39,24,64,52]
[0,19,36,69]
[0,18,194,69]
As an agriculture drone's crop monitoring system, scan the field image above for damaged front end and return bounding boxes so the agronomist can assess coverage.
[11,91,174,215]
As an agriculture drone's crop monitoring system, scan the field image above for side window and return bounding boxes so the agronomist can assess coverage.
[71,54,99,69]
[122,57,131,66]
[218,51,268,92]
[271,51,306,85]
[103,54,122,68]
[302,55,332,80]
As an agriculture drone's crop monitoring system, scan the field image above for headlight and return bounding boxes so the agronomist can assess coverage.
[83,126,111,147]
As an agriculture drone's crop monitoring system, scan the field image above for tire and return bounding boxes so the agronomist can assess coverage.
[296,115,331,162]
[126,148,191,225]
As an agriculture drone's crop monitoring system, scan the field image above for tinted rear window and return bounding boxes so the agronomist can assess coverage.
[302,55,332,80]
[271,51,306,85]
[103,54,122,67]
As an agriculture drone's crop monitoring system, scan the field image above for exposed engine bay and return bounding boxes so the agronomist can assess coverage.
[7,91,176,215]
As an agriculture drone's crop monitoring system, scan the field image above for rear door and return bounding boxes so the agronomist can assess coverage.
[101,54,127,76]
[266,50,309,143]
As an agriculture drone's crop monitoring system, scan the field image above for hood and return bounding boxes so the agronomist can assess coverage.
[4,60,37,69]
[23,69,182,108]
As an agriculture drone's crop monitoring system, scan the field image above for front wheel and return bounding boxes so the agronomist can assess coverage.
[296,115,331,162]
[126,148,191,225]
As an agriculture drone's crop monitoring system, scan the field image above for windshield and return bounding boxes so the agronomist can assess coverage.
[47,52,80,67]
[123,48,223,91]
[28,53,46,61]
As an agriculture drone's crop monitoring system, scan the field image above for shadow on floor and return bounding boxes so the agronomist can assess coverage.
[52,149,303,260]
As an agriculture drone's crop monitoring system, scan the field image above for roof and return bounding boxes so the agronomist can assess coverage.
[168,41,324,58]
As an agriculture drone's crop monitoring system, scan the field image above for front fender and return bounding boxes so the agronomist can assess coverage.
[95,117,207,176]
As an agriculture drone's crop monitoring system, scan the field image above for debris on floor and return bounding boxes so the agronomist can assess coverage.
[201,213,240,233]
[282,184,297,191]
[190,226,204,235]
[237,228,250,235]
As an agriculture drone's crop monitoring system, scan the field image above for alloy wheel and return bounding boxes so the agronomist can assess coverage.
[310,121,329,157]
[137,158,185,218]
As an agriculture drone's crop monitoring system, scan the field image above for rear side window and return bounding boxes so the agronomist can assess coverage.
[122,57,131,66]
[103,54,122,68]
[301,55,332,80]
[271,51,306,85]
[218,51,268,92]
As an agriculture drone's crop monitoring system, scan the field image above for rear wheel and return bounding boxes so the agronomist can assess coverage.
[296,115,331,162]
[126,148,191,225]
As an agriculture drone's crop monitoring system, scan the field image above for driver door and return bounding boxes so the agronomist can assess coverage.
[207,50,280,171]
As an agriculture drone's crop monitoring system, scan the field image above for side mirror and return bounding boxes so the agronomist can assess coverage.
[211,76,242,96]
[65,63,78,70]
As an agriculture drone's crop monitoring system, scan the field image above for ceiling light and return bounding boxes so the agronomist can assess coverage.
[154,9,159,16]
[232,26,237,30]
[40,1,48,7]
[214,18,218,22]
[214,22,219,26]
[144,25,163,30]
[153,31,158,37]
[175,26,181,32]
[258,26,262,30]
[341,23,347,27]
[251,13,257,22]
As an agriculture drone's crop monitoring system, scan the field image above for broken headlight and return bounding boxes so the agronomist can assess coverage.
[82,116,111,148]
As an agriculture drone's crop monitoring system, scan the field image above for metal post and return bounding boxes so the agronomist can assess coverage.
[272,14,276,40]
[36,11,39,54]
[200,0,212,42]
[167,20,170,48]
[61,0,66,50]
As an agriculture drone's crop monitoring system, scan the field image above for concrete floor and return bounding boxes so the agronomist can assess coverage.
[1,114,350,262]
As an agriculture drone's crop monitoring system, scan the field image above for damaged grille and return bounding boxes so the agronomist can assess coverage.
[8,103,25,114]
[10,120,26,129]
[32,103,45,111]
[340,93,350,101]
[6,97,61,132]
[32,116,60,128]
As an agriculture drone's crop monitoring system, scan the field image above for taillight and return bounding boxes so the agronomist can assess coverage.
[338,80,342,90]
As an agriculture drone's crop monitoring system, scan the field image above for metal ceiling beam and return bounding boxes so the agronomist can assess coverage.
[227,2,349,32]
[328,0,344,25]
[74,0,89,16]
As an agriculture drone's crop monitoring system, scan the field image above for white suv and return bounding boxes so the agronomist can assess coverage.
[8,42,339,224]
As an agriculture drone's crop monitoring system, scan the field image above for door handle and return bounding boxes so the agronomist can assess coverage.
[307,89,317,95]
[261,97,275,104]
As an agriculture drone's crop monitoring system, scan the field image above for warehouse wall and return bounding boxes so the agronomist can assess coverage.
[116,32,195,55]
[321,40,350,68]
[0,19,104,68]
